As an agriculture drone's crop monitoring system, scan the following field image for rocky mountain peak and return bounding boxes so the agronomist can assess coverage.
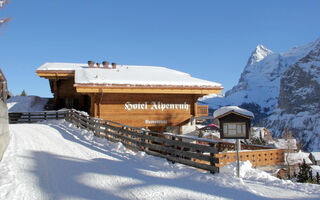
[204,38,320,151]
[246,44,273,66]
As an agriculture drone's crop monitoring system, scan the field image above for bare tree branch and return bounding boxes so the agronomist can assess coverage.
[0,0,11,9]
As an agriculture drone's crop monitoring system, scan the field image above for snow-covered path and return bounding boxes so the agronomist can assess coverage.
[1,121,320,200]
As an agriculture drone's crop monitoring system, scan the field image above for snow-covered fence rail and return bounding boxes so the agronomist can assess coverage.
[66,109,220,173]
[9,111,68,124]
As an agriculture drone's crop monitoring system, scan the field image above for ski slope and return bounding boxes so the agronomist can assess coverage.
[1,120,320,200]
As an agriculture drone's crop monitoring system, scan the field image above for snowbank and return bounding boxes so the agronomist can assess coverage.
[1,120,320,199]
[220,160,278,180]
[7,96,49,112]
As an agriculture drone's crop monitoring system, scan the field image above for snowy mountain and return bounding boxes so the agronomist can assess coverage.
[205,38,320,151]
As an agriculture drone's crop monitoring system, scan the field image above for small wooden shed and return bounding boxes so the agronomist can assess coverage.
[213,106,254,139]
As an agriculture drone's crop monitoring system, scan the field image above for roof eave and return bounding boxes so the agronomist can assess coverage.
[36,70,75,79]
[74,83,223,95]
[214,111,253,120]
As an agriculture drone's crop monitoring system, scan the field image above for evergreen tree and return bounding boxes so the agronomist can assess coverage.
[297,159,313,183]
[316,172,320,184]
[21,89,27,96]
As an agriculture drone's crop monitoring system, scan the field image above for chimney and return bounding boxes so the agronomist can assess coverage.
[96,62,100,68]
[102,61,109,68]
[111,62,117,69]
[88,60,95,68]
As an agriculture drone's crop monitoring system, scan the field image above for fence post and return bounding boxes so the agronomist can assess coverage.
[94,119,100,137]
[209,142,218,174]
[65,110,69,122]
[44,112,47,120]
[86,116,89,130]
[28,112,31,123]
[105,122,110,139]
[69,110,73,122]
[144,131,150,151]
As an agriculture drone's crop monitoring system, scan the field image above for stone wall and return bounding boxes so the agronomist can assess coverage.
[0,100,9,161]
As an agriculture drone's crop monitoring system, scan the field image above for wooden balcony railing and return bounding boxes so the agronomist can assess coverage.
[196,105,208,116]
[215,149,285,167]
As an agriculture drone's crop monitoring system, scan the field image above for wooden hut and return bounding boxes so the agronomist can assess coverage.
[213,106,254,139]
[37,62,223,134]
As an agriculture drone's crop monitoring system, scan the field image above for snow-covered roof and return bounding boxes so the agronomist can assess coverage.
[285,151,312,165]
[311,165,320,176]
[75,67,221,87]
[273,139,297,150]
[37,62,86,71]
[311,152,320,161]
[251,127,266,138]
[37,62,222,88]
[213,106,254,119]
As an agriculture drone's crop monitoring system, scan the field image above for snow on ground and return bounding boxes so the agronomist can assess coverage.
[1,120,320,200]
[7,96,48,112]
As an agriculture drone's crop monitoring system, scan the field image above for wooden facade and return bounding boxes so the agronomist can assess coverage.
[48,77,90,112]
[37,65,222,133]
[89,93,200,128]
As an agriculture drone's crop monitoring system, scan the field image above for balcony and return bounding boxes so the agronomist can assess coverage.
[196,105,208,116]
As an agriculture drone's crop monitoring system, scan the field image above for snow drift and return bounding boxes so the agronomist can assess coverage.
[1,120,320,199]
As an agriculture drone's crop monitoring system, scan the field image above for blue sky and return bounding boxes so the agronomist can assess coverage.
[0,0,320,97]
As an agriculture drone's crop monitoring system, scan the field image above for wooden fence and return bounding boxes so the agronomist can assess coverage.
[8,109,286,172]
[65,109,220,173]
[9,111,68,124]
[215,149,285,167]
[216,141,273,152]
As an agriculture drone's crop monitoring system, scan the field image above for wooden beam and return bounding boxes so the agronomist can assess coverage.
[36,70,75,79]
[53,79,58,109]
[75,86,222,95]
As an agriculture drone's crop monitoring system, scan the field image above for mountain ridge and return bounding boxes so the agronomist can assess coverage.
[205,38,320,151]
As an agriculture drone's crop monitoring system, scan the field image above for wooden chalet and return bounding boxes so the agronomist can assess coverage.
[37,62,223,134]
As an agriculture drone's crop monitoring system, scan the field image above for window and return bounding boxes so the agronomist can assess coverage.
[223,122,246,137]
